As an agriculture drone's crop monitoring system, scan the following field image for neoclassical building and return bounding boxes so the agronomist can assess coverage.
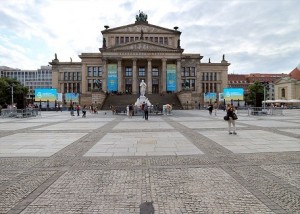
[50,12,230,106]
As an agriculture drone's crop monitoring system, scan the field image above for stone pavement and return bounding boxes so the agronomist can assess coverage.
[0,109,299,214]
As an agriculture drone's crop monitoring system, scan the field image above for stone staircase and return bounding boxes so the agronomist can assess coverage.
[101,93,182,110]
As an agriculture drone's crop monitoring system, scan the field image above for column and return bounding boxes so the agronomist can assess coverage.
[161,58,167,93]
[102,59,107,93]
[147,59,152,94]
[81,63,87,93]
[117,59,122,92]
[132,59,137,94]
[176,59,182,92]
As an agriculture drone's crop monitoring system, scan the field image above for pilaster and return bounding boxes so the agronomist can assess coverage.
[176,59,182,92]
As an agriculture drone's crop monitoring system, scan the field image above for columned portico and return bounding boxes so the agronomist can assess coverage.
[147,59,152,94]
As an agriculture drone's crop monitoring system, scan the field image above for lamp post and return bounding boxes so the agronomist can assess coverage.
[11,85,14,105]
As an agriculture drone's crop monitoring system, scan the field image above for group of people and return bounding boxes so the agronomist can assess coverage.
[69,104,88,118]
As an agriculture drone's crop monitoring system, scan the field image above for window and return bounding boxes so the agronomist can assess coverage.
[125,37,129,43]
[115,37,119,45]
[64,72,68,80]
[125,67,132,77]
[130,37,134,42]
[181,67,185,77]
[78,72,81,80]
[138,67,145,77]
[88,79,92,91]
[154,37,158,43]
[98,66,102,77]
[120,37,124,44]
[68,72,72,81]
[150,37,153,42]
[88,67,92,77]
[185,67,190,77]
[93,67,97,77]
[159,37,163,44]
[135,37,139,41]
[281,88,285,98]
[73,72,77,81]
[152,67,159,77]
[190,67,195,77]
[164,37,168,45]
[64,83,68,93]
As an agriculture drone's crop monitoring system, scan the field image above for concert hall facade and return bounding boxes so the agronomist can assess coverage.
[50,12,230,106]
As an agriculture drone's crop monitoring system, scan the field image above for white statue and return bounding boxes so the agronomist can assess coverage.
[140,80,147,96]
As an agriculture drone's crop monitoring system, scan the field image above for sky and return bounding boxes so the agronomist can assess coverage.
[0,0,300,74]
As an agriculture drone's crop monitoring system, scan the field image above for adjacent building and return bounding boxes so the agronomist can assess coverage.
[275,65,300,100]
[0,65,52,94]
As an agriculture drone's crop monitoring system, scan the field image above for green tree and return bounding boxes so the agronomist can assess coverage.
[245,81,264,106]
[0,77,29,108]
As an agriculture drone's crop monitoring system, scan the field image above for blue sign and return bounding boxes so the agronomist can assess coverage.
[35,88,57,102]
[204,92,217,103]
[107,64,118,92]
[167,64,176,91]
[223,88,244,101]
[65,93,79,103]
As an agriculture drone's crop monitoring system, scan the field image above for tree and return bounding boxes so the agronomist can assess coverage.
[0,77,29,108]
[245,81,264,107]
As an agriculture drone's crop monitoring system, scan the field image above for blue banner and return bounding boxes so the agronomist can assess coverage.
[204,92,217,103]
[65,93,79,103]
[223,88,244,101]
[107,64,118,92]
[166,64,176,91]
[35,88,57,102]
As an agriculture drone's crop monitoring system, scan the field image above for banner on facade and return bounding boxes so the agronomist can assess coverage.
[107,64,118,92]
[57,93,63,102]
[204,92,217,103]
[223,88,244,101]
[166,64,176,91]
[65,93,79,103]
[35,88,57,102]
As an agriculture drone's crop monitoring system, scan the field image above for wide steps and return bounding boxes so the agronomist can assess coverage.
[101,94,182,110]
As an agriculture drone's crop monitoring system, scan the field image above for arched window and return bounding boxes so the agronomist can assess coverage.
[281,88,285,98]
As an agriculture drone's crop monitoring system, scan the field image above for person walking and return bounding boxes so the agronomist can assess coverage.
[208,104,213,115]
[226,104,237,135]
[144,104,149,120]
[76,105,80,116]
[82,105,87,118]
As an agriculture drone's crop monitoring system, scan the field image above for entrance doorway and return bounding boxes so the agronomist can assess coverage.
[152,78,159,94]
[125,84,132,94]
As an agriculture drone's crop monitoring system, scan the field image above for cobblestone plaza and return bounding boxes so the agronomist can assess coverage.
[0,109,299,213]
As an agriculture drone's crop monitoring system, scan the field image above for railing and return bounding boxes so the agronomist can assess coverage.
[247,107,283,116]
[1,108,40,118]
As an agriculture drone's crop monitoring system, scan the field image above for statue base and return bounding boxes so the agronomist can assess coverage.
[135,95,151,107]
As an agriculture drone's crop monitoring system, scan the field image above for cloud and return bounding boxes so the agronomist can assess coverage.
[0,0,299,73]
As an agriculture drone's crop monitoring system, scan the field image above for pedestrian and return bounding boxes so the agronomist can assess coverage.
[141,102,145,118]
[208,104,213,115]
[70,104,75,116]
[82,105,87,118]
[226,104,237,135]
[144,104,149,120]
[128,104,133,118]
[214,102,218,116]
[76,105,80,116]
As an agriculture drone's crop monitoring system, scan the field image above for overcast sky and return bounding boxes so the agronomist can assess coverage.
[0,0,299,74]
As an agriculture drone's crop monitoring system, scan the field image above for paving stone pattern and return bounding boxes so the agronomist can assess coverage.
[0,109,299,214]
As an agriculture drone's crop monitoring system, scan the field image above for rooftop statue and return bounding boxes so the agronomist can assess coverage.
[136,10,148,22]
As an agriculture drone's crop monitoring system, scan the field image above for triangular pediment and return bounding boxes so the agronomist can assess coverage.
[275,77,296,84]
[103,41,180,52]
[103,23,178,35]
